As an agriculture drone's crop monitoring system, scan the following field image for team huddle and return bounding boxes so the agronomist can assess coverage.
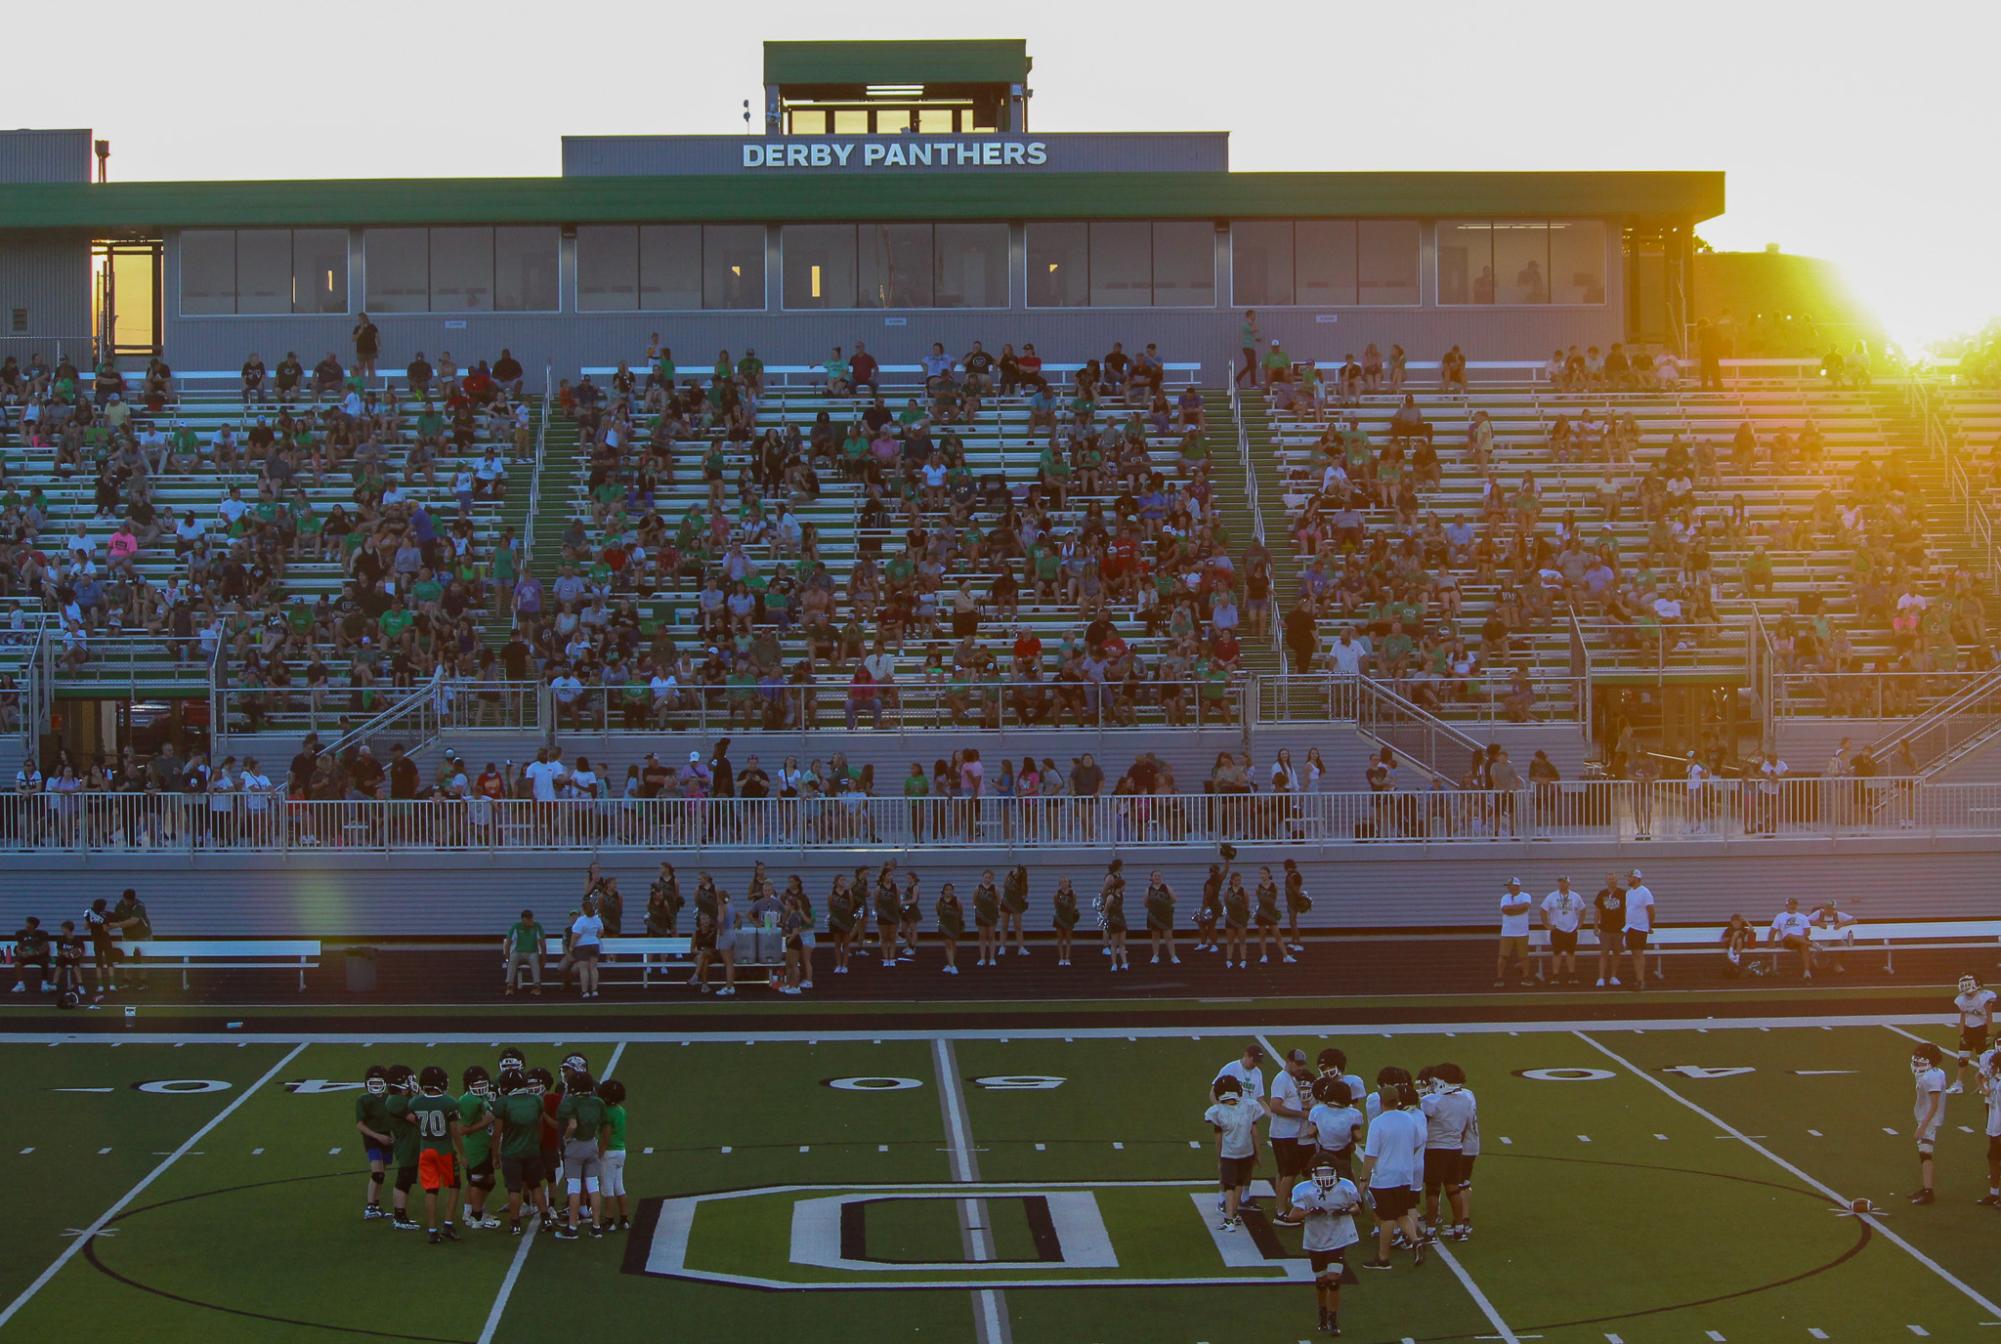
[349,1049,631,1243]
[1204,1042,1479,1338]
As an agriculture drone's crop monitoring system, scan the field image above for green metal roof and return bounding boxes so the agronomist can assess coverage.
[763,39,1030,87]
[0,171,1724,232]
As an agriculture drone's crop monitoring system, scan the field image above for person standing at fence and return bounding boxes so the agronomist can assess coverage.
[1622,870,1657,991]
[1592,874,1626,989]
[1494,879,1532,988]
[569,897,605,1001]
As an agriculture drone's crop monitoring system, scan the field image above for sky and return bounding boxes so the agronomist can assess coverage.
[21,0,1997,347]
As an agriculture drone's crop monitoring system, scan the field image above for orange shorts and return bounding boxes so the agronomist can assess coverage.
[418,1149,458,1192]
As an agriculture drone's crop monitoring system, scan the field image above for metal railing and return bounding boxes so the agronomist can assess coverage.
[1771,669,2001,723]
[312,670,445,760]
[0,776,1988,853]
[41,633,215,694]
[521,369,552,568]
[1354,673,1486,781]
[1862,665,2001,775]
[215,678,545,740]
[1252,671,1585,728]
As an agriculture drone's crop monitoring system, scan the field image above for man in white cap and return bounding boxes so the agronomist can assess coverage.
[1541,875,1587,985]
[1495,878,1533,988]
[1621,868,1656,991]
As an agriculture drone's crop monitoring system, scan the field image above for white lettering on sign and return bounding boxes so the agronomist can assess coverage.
[743,140,1050,171]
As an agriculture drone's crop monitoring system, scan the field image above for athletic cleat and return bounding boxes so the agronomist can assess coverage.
[552,1225,580,1240]
[1909,1189,1935,1205]
[1946,1083,1965,1095]
[392,1216,420,1231]
[1360,1257,1393,1270]
[479,1215,501,1229]
[1411,1238,1429,1267]
[1976,1194,2001,1207]
[590,1224,605,1239]
[442,1224,459,1241]
[617,1216,631,1231]
[427,1230,441,1245]
[362,1205,387,1220]
[509,1221,522,1236]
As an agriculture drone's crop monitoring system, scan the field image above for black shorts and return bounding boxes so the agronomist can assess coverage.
[1219,1154,1256,1189]
[574,944,599,961]
[1275,1138,1314,1179]
[1423,1149,1465,1195]
[1308,1248,1346,1274]
[1623,928,1650,953]
[1959,1026,1989,1057]
[1317,1146,1356,1181]
[1549,929,1579,955]
[1989,1135,2001,1163]
[541,1149,561,1179]
[1370,1186,1417,1220]
[1458,1156,1476,1183]
[394,1163,418,1193]
[467,1157,494,1190]
[500,1154,544,1192]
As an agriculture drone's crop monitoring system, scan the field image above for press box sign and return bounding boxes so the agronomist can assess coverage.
[743,139,1050,171]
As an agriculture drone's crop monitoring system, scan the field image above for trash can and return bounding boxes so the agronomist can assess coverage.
[344,946,377,993]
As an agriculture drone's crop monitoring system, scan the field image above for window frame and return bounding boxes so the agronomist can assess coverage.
[1227,218,1422,308]
[175,228,352,318]
[361,227,562,316]
[778,222,1012,312]
[1435,218,1606,308]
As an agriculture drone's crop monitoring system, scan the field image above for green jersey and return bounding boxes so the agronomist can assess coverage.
[506,920,544,954]
[557,1093,607,1143]
[353,1092,393,1143]
[407,1094,458,1155]
[383,1095,421,1167]
[602,1103,628,1152]
[495,1093,544,1160]
[458,1092,494,1164]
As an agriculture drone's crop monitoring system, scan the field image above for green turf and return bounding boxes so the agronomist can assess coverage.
[4,1019,1998,1343]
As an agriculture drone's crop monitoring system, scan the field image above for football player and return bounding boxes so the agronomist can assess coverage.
[1204,1075,1266,1232]
[1306,1074,1364,1182]
[1951,976,1997,1095]
[380,1065,424,1230]
[1358,1067,1427,1270]
[492,1070,554,1236]
[599,1077,631,1231]
[1290,1159,1361,1337]
[1910,1041,1948,1205]
[1419,1063,1478,1241]
[555,1071,610,1239]
[530,1066,564,1218]
[1979,1047,2001,1208]
[409,1065,464,1244]
[459,1066,501,1229]
[354,1064,395,1220]
[1316,1049,1367,1118]
[1212,1044,1268,1213]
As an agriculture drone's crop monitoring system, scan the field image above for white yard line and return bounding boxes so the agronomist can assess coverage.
[478,1038,625,1344]
[932,1038,1009,1344]
[10,1011,1975,1049]
[1432,1240,1522,1344]
[0,1041,305,1332]
[1574,1030,2001,1321]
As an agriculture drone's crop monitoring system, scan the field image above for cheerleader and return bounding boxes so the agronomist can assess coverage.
[1282,858,1311,954]
[1254,866,1291,965]
[646,862,682,936]
[1196,864,1224,954]
[1223,871,1252,969]
[827,875,857,975]
[1144,870,1180,966]
[1052,877,1081,966]
[897,872,922,959]
[1102,876,1130,972]
[936,882,965,975]
[784,875,814,989]
[1096,859,1124,960]
[874,867,902,969]
[1001,863,1031,956]
[972,869,1001,967]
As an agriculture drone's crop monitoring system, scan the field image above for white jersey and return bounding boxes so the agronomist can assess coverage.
[1459,1087,1482,1157]
[1288,1178,1362,1252]
[1214,1060,1266,1105]
[1307,1102,1362,1155]
[1913,1067,1947,1138]
[1268,1069,1308,1142]
[1983,1052,2001,1138]
[1420,1088,1477,1151]
[1957,988,1997,1031]
[1204,1096,1265,1159]
[1361,1107,1425,1190]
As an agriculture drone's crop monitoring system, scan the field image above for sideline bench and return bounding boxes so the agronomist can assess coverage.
[125,939,322,991]
[539,934,786,988]
[1527,919,2001,979]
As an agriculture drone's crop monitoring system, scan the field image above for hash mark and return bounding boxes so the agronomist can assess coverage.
[1035,1143,1047,1151]
[643,1147,654,1155]
[1113,1142,1125,1150]
[720,1146,732,1154]
[1809,1129,1823,1137]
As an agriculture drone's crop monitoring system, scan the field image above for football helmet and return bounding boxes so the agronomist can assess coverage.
[462,1065,492,1096]
[568,1071,596,1096]
[1960,975,1980,996]
[1315,1047,1347,1076]
[1434,1062,1467,1092]
[561,1053,588,1077]
[1911,1041,1944,1074]
[498,1047,526,1074]
[526,1066,554,1096]
[495,1069,526,1096]
[598,1078,626,1106]
[1310,1074,1351,1106]
[363,1064,389,1096]
[385,1064,416,1093]
[418,1065,449,1094]
[1311,1161,1340,1197]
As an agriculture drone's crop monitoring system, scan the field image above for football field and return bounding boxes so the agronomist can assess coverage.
[1,1011,1997,1344]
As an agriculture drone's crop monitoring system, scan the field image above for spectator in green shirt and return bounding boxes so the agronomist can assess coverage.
[503,909,545,995]
[1262,339,1293,386]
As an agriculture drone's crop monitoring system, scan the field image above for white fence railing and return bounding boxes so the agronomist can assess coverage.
[0,777,1982,854]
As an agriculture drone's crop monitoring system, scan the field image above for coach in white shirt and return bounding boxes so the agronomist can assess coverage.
[1541,876,1587,986]
[1495,878,1532,988]
[1266,1050,1313,1217]
[1622,869,1656,991]
[1359,1073,1427,1269]
[1767,896,1816,979]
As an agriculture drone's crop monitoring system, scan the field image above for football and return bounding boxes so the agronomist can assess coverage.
[1850,1198,1873,1215]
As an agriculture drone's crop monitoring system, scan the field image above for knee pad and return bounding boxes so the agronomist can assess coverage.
[394,1166,417,1194]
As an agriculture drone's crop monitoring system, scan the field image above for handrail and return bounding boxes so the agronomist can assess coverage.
[520,366,552,568]
[314,669,445,759]
[1229,381,1279,663]
[1861,663,2001,774]
[1354,672,1487,782]
[1567,605,1595,748]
